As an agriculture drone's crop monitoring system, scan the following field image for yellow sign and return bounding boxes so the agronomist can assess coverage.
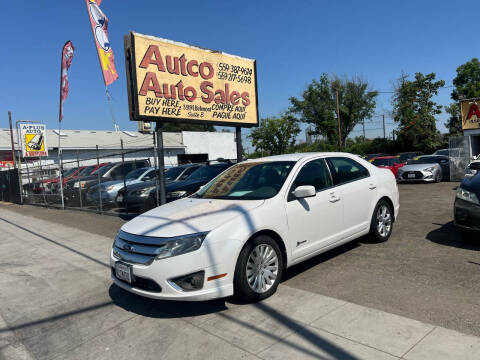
[461,99,480,130]
[20,124,48,157]
[124,32,258,127]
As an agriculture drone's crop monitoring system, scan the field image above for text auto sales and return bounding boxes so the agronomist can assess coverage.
[138,45,251,120]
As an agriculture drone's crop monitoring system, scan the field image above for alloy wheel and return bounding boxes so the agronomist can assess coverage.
[376,204,392,238]
[246,244,279,293]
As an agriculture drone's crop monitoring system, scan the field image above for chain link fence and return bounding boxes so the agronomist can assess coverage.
[448,136,471,181]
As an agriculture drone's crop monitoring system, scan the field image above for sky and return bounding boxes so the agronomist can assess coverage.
[1,0,478,151]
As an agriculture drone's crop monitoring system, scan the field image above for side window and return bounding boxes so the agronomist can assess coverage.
[392,158,399,165]
[291,159,333,193]
[181,166,197,179]
[327,157,369,185]
[143,170,155,181]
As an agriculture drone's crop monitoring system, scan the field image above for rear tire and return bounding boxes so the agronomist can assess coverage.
[234,235,284,302]
[369,200,393,242]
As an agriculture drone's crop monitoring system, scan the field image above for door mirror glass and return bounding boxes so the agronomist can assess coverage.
[293,185,316,199]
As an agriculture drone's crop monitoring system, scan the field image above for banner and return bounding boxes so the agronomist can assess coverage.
[124,32,258,127]
[86,0,118,86]
[59,41,75,121]
[461,99,480,130]
[20,124,48,158]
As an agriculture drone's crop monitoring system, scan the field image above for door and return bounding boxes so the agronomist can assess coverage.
[285,159,343,260]
[326,157,375,238]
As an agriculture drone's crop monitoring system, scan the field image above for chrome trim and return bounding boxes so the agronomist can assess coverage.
[113,247,155,265]
[114,237,165,256]
[118,230,208,246]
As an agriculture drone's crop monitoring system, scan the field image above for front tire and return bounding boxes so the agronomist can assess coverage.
[234,235,284,302]
[369,200,393,242]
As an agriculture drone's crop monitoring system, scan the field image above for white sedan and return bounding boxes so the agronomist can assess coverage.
[111,153,399,301]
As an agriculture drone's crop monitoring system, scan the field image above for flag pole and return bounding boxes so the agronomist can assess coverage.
[105,85,120,134]
[57,41,69,210]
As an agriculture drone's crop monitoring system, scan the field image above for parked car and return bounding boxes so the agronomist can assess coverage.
[371,156,405,177]
[87,167,156,207]
[64,159,150,206]
[164,163,203,182]
[51,163,110,193]
[364,153,389,162]
[110,152,399,301]
[454,172,480,233]
[465,157,480,178]
[397,152,423,164]
[117,161,233,210]
[397,155,450,182]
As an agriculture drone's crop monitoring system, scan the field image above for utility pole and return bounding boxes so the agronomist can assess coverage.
[335,89,342,151]
[382,113,386,139]
[236,127,243,162]
[155,122,167,205]
[8,112,17,169]
[362,120,366,140]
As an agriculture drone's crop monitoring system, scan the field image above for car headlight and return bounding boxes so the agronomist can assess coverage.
[106,185,115,191]
[425,166,436,172]
[456,187,480,205]
[133,187,153,197]
[167,190,188,198]
[156,232,209,260]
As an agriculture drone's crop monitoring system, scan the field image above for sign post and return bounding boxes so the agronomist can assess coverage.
[124,32,258,203]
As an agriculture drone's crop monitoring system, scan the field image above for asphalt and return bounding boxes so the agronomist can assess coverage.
[0,181,480,359]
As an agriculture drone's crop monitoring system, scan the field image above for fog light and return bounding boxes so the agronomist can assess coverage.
[169,271,205,292]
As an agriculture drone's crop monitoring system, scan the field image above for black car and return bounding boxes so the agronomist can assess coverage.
[118,161,233,211]
[164,163,203,182]
[454,172,480,233]
[64,159,150,206]
[397,151,423,163]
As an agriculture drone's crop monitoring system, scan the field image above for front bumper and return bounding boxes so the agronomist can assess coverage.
[454,198,480,232]
[87,189,117,205]
[397,170,436,182]
[110,246,235,301]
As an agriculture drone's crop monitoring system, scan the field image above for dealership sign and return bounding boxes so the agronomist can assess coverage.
[461,99,480,130]
[124,32,258,127]
[20,124,48,157]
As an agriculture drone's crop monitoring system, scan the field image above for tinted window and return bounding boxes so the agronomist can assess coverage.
[328,157,369,184]
[142,170,155,180]
[189,164,229,181]
[292,159,332,192]
[372,158,391,166]
[164,167,185,181]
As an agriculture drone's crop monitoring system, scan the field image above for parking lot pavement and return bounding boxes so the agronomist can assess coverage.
[0,205,479,360]
[0,185,479,360]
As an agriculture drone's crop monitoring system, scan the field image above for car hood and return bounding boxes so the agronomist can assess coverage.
[400,164,438,171]
[121,198,264,237]
[460,173,480,196]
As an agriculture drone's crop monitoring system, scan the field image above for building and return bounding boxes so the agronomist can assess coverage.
[0,129,237,170]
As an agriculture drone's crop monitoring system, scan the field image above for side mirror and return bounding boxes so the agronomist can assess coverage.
[293,185,316,199]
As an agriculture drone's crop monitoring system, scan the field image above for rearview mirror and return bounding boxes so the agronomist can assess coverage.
[293,185,316,199]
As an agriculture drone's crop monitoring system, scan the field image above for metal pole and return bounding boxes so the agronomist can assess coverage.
[383,113,386,139]
[120,139,128,215]
[96,145,103,213]
[15,121,23,204]
[155,123,166,205]
[8,112,17,169]
[76,150,83,208]
[57,123,65,209]
[152,131,160,207]
[38,160,47,206]
[236,127,243,162]
[335,89,342,151]
[362,120,366,139]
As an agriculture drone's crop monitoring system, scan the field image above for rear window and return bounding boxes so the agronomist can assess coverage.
[372,158,391,166]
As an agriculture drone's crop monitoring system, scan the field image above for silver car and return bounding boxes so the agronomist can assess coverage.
[397,158,443,183]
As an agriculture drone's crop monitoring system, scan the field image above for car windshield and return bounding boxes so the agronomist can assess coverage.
[96,164,114,176]
[188,165,227,181]
[435,150,449,157]
[126,168,147,180]
[372,158,391,166]
[194,161,295,200]
[164,166,185,181]
[408,157,436,165]
[399,153,415,162]
[78,166,96,176]
[63,168,78,177]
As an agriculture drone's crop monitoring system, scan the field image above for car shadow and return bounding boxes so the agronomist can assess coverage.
[426,221,480,251]
[108,283,229,319]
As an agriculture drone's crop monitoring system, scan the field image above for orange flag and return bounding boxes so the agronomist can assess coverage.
[85,0,118,86]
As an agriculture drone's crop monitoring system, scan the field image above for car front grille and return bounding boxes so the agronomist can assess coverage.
[402,171,423,180]
[112,230,168,265]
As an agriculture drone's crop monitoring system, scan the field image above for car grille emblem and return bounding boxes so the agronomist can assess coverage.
[123,244,134,252]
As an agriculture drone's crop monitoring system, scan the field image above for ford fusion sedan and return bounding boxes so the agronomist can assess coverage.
[397,155,449,182]
[454,172,480,233]
[111,153,399,301]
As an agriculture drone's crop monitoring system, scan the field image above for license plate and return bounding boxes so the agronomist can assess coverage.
[408,173,415,178]
[117,195,123,202]
[115,262,132,283]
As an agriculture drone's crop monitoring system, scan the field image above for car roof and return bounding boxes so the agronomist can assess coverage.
[245,152,359,163]
[372,156,398,159]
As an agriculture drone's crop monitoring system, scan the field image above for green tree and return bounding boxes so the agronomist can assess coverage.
[445,58,480,136]
[248,115,300,155]
[444,103,462,136]
[289,74,378,146]
[392,72,445,153]
[451,58,480,101]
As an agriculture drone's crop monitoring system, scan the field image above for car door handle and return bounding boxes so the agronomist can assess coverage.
[329,192,340,203]
[368,184,377,190]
